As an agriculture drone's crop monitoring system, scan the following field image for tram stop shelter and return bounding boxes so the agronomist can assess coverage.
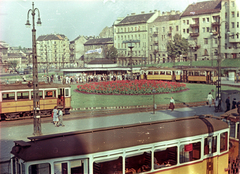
[60,58,137,77]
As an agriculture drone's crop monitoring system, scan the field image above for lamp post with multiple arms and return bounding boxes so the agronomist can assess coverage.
[25,2,42,136]
[122,40,140,80]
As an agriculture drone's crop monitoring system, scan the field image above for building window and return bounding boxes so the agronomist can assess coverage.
[214,38,217,44]
[237,22,239,28]
[207,27,210,32]
[225,12,227,19]
[176,26,178,31]
[162,27,165,32]
[232,22,235,28]
[150,28,152,33]
[183,20,185,24]
[183,29,185,33]
[232,11,235,18]
[207,18,209,22]
[203,18,205,23]
[187,20,189,24]
[187,29,189,33]
[225,43,227,49]
[204,38,208,44]
[231,1,235,7]
[202,27,205,32]
[237,11,239,17]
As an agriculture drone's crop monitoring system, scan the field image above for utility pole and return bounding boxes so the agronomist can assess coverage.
[25,2,42,135]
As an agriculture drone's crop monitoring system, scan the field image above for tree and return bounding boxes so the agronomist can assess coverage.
[167,34,188,65]
[106,46,118,62]
[8,60,18,69]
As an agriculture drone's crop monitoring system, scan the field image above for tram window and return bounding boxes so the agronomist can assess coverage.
[31,91,43,98]
[154,71,159,75]
[17,91,29,100]
[194,72,200,76]
[70,160,83,174]
[29,163,51,174]
[188,72,193,76]
[93,157,122,174]
[154,146,177,170]
[160,71,165,75]
[65,89,70,97]
[180,142,201,163]
[204,136,217,155]
[199,71,205,76]
[220,132,228,152]
[54,162,67,174]
[148,71,153,75]
[125,152,151,173]
[166,71,171,75]
[2,92,15,101]
[45,90,56,98]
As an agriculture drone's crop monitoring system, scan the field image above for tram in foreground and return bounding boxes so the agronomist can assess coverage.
[140,67,218,84]
[11,116,230,174]
[0,82,71,120]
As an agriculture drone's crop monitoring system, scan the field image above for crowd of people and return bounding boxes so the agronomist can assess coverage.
[45,73,141,84]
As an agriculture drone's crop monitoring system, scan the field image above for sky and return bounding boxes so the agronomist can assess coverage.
[0,0,209,48]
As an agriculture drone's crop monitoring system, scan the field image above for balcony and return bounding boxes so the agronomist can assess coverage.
[153,49,159,54]
[190,33,199,37]
[212,22,220,26]
[153,32,158,36]
[190,23,199,28]
[212,31,219,35]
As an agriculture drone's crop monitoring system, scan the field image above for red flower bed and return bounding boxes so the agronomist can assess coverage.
[77,80,187,95]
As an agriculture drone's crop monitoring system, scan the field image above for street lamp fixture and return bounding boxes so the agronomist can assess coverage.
[25,2,42,136]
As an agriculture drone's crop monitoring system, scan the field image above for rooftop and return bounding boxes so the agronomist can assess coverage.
[116,13,154,26]
[84,38,113,45]
[181,0,221,17]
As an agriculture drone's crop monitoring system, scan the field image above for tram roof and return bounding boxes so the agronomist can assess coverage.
[11,116,228,162]
[0,82,71,91]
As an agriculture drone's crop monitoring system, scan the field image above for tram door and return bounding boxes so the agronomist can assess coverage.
[204,136,217,174]
[58,88,65,108]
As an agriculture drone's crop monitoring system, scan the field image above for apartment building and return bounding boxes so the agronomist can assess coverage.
[36,34,70,69]
[113,11,159,66]
[181,0,240,62]
[69,36,89,66]
[221,0,240,59]
[148,11,181,64]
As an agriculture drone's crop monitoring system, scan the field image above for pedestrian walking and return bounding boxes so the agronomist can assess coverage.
[168,97,175,111]
[237,100,240,115]
[232,98,237,109]
[52,106,59,127]
[58,108,65,127]
[225,97,231,112]
[207,92,214,107]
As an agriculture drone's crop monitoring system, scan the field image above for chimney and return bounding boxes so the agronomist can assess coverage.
[131,13,135,15]
[141,11,145,14]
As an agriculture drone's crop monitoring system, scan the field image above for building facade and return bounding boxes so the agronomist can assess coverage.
[36,34,70,69]
[83,38,113,64]
[113,11,159,66]
[148,11,181,64]
[69,36,89,67]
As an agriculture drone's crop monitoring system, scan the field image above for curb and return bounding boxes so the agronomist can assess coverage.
[70,101,206,111]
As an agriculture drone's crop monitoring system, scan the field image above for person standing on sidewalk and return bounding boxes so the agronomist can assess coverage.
[207,92,214,107]
[52,106,59,127]
[225,97,231,112]
[232,98,237,109]
[58,108,65,127]
[168,97,175,111]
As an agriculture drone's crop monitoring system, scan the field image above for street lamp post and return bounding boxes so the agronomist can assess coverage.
[25,2,42,136]
[152,89,156,114]
[128,43,134,80]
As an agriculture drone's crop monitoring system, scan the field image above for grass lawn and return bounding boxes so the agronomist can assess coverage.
[70,83,240,108]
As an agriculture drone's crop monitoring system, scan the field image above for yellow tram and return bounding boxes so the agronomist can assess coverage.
[140,67,218,84]
[11,116,229,174]
[0,82,71,120]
